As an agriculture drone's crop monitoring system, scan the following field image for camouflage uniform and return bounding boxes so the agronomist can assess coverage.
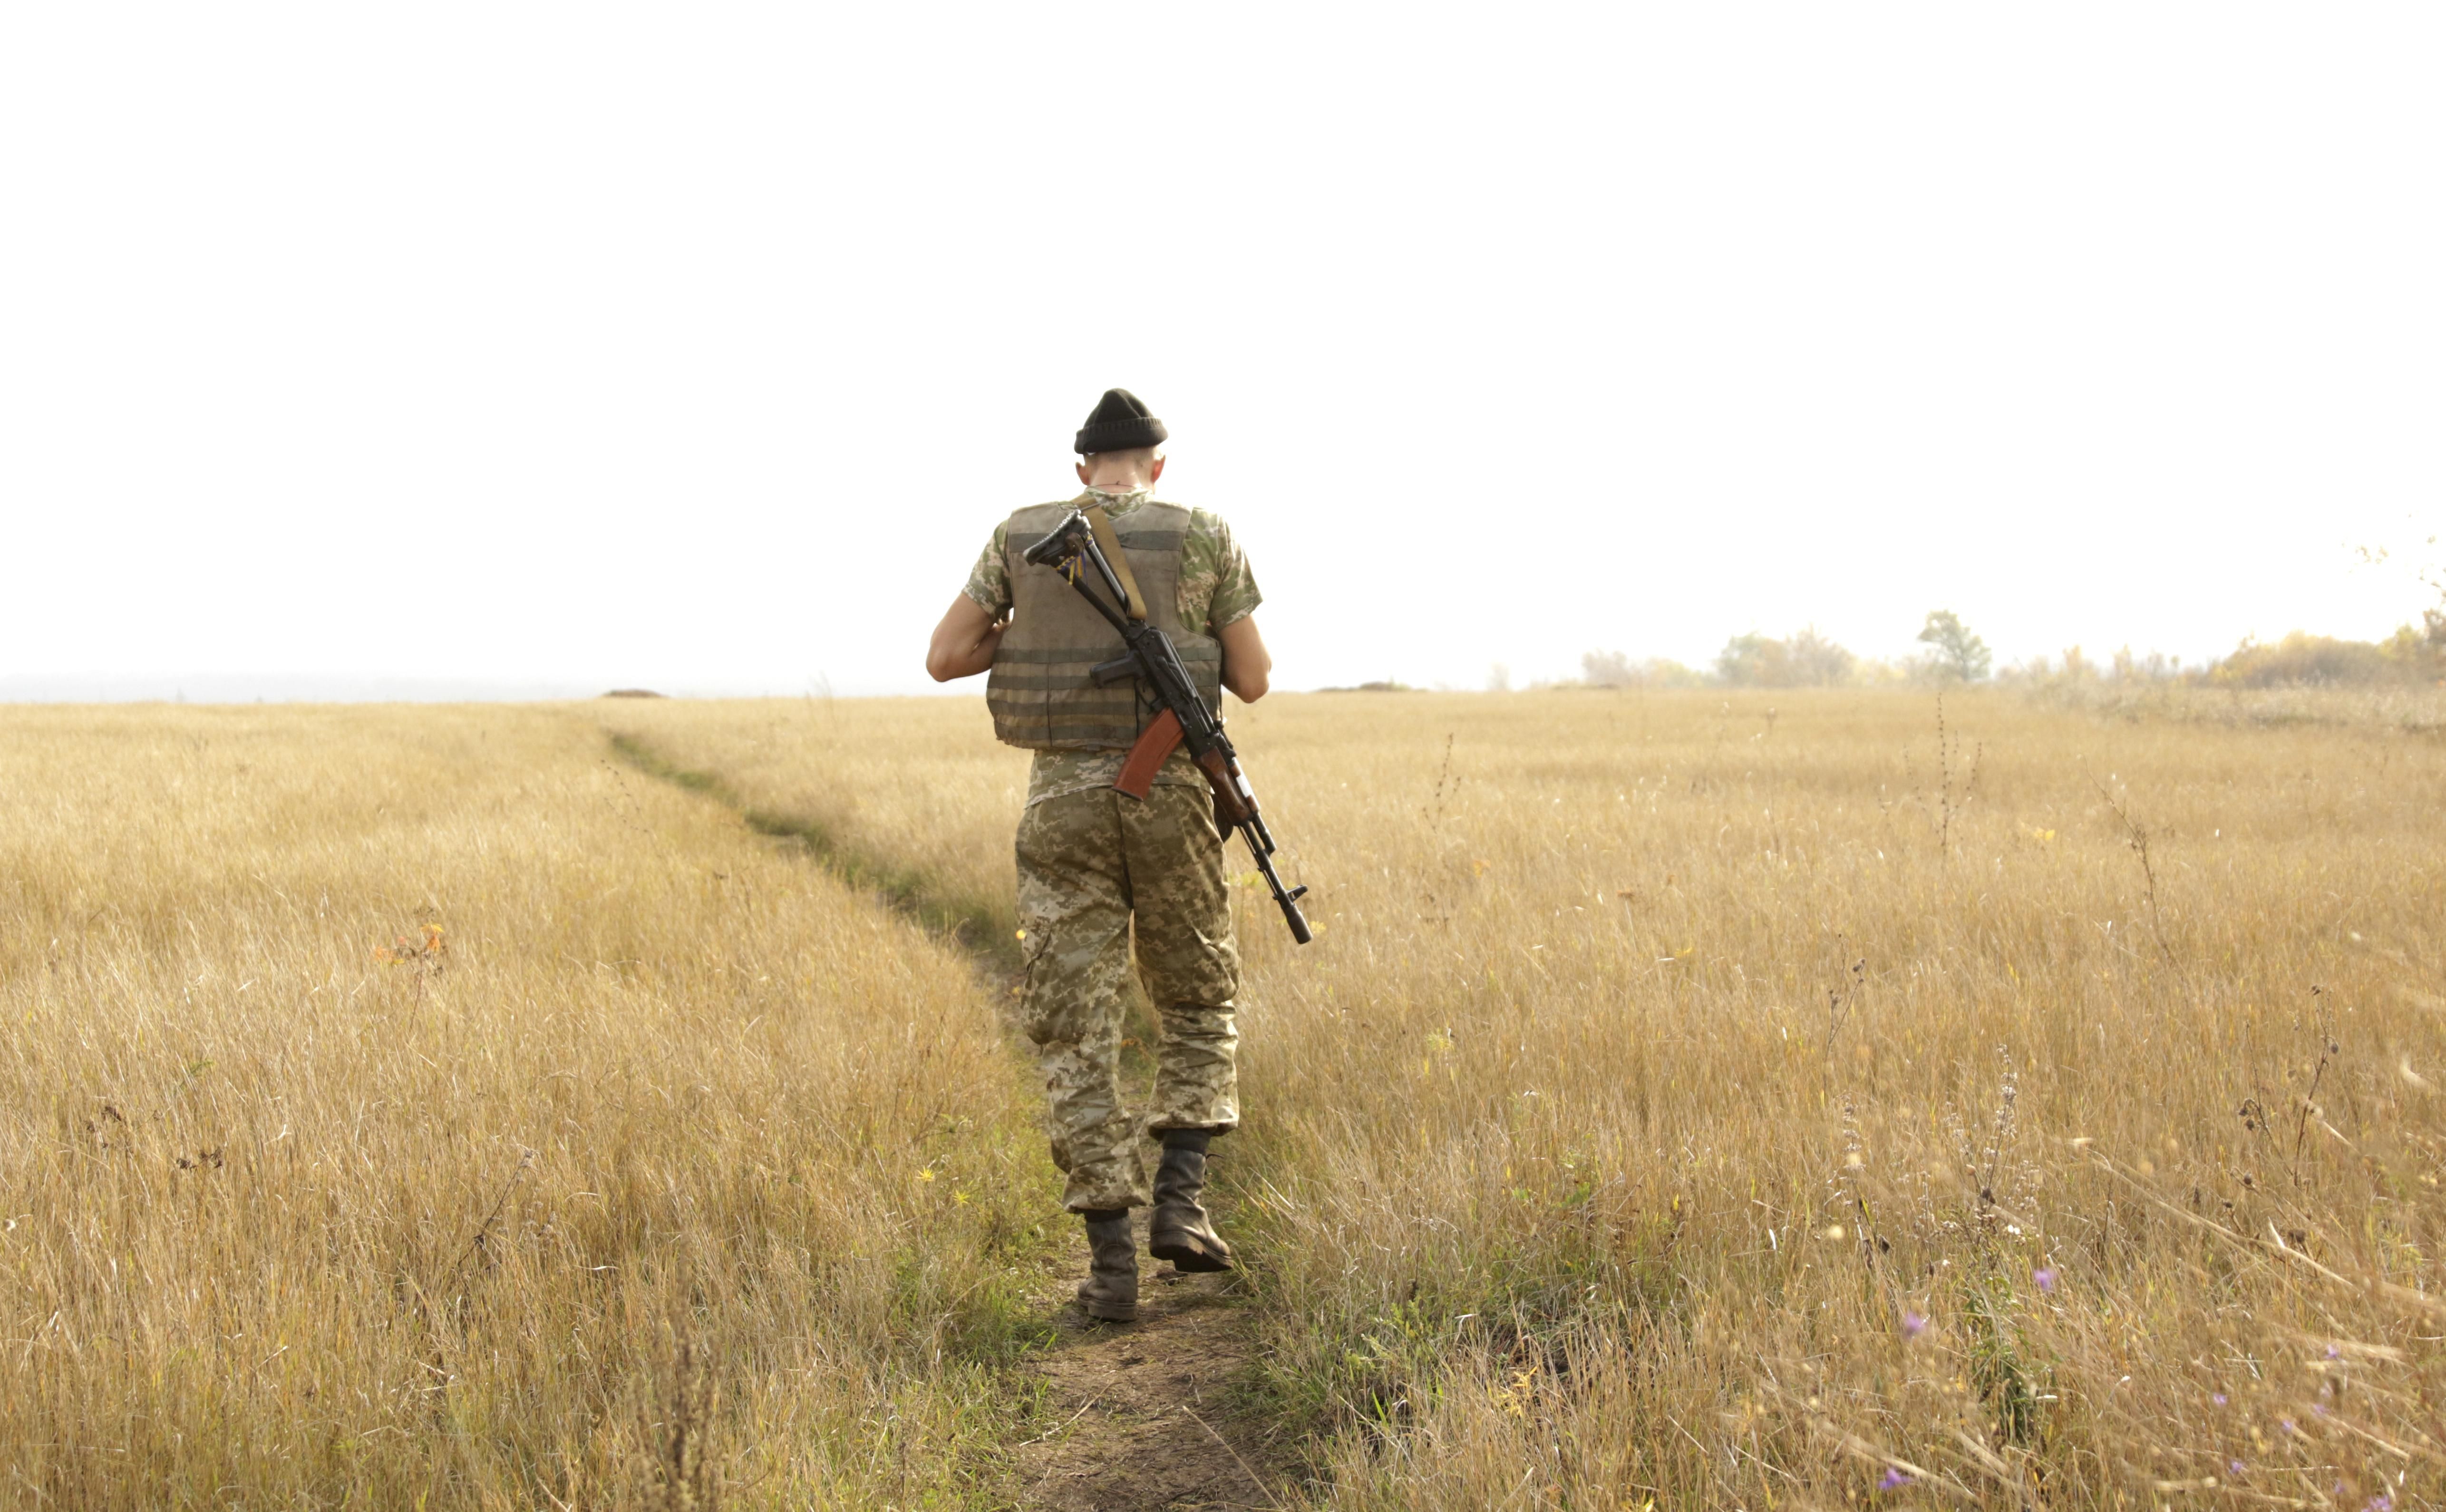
[966,486,1262,1212]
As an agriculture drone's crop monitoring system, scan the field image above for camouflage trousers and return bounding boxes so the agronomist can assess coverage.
[1016,781,1241,1213]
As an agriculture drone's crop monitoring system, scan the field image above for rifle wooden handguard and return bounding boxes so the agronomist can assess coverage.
[1199,749,1255,827]
[1115,710,1185,800]
[1115,712,1258,830]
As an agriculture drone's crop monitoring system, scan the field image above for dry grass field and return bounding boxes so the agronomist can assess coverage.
[0,705,1058,1509]
[9,688,2445,1509]
[612,687,2446,1510]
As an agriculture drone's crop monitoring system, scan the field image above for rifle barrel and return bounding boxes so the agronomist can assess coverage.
[1246,835,1312,944]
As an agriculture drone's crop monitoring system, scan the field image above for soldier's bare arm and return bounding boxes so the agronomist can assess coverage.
[926,595,1007,681]
[1218,615,1270,702]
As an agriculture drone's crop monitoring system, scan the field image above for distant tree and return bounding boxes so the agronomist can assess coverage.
[1582,650,1635,687]
[1783,626,1855,687]
[1917,610,1991,683]
[1714,630,1854,688]
[2427,556,2446,655]
[1715,633,1781,688]
[1583,650,1704,689]
[2379,622,2440,676]
[2358,530,2444,666]
[2345,530,2446,678]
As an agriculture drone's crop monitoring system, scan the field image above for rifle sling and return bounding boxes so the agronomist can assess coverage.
[1083,504,1148,623]
[1091,500,1210,809]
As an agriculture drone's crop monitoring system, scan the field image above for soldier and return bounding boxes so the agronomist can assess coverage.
[925,388,1271,1323]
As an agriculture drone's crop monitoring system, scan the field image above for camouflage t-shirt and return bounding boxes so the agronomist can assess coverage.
[964,487,1262,805]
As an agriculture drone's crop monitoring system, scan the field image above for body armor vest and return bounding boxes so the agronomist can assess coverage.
[987,499,1224,751]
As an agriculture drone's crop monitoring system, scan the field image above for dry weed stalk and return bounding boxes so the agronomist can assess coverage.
[651,1336,718,1512]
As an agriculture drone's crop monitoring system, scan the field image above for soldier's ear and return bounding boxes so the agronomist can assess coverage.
[1148,455,1166,485]
[1076,459,1093,486]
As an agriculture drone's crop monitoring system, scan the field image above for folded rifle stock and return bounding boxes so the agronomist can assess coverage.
[1022,509,1312,944]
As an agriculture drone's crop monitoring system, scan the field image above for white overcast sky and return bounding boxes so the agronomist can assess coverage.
[3,5,2440,698]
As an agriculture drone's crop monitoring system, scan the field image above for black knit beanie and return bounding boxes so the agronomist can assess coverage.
[1074,388,1168,455]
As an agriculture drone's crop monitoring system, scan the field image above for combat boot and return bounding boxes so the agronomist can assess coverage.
[1148,1128,1234,1273]
[1075,1209,1138,1322]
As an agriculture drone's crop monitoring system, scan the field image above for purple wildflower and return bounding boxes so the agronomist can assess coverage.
[2281,1418,2299,1435]
[2212,1393,2228,1406]
[1902,1310,1928,1339]
[2033,1266,2058,1293]
[1879,1467,1913,1491]
[2229,1460,2245,1475]
[2367,1496,2393,1512]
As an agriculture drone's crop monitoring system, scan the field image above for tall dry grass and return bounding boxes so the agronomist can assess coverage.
[1231,689,2446,1509]
[0,704,1057,1509]
[604,696,1030,950]
[2027,679,2446,735]
[626,688,2446,1508]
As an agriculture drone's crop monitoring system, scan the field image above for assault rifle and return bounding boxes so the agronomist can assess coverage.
[1022,509,1313,945]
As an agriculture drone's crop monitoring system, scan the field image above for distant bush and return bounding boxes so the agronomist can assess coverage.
[2211,626,2442,688]
[2212,633,2389,688]
[1713,628,1855,688]
[2110,646,2181,681]
[2387,607,2446,678]
[1582,650,1707,689]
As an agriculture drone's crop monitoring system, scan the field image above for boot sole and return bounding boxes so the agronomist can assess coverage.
[1078,1298,1137,1322]
[1149,1230,1234,1273]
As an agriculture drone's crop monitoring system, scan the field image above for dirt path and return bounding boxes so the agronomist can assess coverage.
[608,731,1303,1509]
[1012,1211,1294,1512]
